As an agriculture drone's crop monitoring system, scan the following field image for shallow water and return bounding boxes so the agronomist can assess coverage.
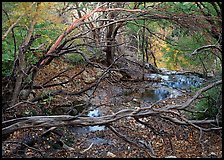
[70,108,106,138]
[71,71,205,145]
[86,137,112,145]
[87,108,105,131]
[143,73,205,103]
[146,73,204,90]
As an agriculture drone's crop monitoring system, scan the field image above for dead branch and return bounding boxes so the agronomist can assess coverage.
[3,80,222,135]
[42,67,73,86]
[37,6,212,68]
[165,79,222,110]
[40,3,108,66]
[80,143,93,154]
[5,101,36,111]
[33,67,85,89]
[2,15,23,41]
[28,53,124,103]
[2,101,221,136]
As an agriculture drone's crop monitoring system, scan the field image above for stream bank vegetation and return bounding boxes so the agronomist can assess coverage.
[2,2,222,158]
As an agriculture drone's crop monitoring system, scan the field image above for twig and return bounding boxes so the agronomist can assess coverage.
[5,101,36,111]
[2,80,222,135]
[80,143,94,154]
[166,79,222,110]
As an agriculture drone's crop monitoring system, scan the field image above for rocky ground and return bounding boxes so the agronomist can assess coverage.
[2,59,222,158]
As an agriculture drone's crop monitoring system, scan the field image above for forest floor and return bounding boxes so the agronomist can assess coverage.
[2,59,222,158]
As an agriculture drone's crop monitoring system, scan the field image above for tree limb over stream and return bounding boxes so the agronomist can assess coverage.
[2,80,222,135]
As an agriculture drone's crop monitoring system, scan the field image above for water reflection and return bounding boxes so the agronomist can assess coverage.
[143,73,205,103]
[87,108,105,131]
[70,108,105,136]
[86,137,112,145]
[141,89,170,103]
[87,108,101,117]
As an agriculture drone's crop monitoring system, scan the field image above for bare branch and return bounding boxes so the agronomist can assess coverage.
[190,44,222,61]
[40,3,108,66]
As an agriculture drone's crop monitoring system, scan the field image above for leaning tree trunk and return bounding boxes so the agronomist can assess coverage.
[10,3,40,106]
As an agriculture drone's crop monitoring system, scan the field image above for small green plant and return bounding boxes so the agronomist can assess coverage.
[65,53,85,65]
[191,85,222,120]
[43,95,54,104]
[25,51,39,65]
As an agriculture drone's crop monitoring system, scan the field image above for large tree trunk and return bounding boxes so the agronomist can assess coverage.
[10,3,40,106]
[105,12,115,66]
[105,11,124,66]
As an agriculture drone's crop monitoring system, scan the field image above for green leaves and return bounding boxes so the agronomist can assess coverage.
[2,39,15,76]
[126,20,144,32]
[191,85,222,120]
[160,2,200,14]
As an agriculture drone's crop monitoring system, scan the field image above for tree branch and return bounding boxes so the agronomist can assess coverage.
[190,44,222,61]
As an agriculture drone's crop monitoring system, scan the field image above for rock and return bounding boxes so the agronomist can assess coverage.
[145,63,161,73]
[119,68,142,80]
[207,72,214,77]
[96,70,104,78]
[84,77,96,84]
[137,123,145,128]
[19,89,35,100]
[208,152,217,158]
[107,151,116,158]
[111,71,123,81]
[82,70,88,77]
[95,68,104,78]
[165,155,177,158]
[82,70,96,84]
[133,98,139,103]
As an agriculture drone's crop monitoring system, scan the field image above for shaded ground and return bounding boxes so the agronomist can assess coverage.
[2,59,222,158]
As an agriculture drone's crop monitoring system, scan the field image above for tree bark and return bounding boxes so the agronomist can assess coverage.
[105,12,116,66]
[10,3,40,106]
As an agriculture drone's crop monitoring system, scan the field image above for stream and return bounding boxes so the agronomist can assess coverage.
[70,70,205,145]
[142,72,205,102]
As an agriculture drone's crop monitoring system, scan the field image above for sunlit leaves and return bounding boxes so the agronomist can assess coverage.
[162,45,188,71]
[198,2,219,17]
[159,2,199,14]
[2,2,67,76]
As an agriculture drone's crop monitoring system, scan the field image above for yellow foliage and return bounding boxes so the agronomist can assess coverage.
[147,35,167,68]
[147,28,188,71]
[165,47,170,51]
[11,2,63,25]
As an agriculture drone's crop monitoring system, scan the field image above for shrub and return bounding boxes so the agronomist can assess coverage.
[191,85,222,120]
[64,53,86,65]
